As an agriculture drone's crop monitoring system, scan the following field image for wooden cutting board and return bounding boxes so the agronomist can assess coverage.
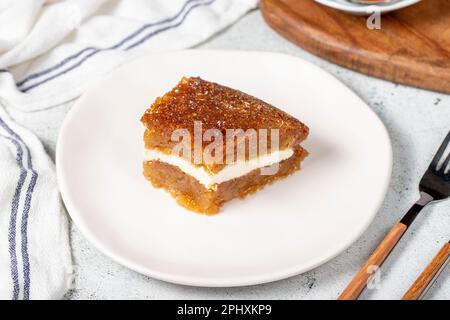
[261,0,450,93]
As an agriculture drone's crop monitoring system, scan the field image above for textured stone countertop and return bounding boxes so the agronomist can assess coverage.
[54,10,449,299]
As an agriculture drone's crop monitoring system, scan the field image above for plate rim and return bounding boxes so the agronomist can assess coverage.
[56,49,393,287]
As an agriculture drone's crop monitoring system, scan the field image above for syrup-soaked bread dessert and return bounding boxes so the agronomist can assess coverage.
[141,77,309,214]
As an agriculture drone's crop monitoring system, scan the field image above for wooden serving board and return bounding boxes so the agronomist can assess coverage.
[261,0,450,93]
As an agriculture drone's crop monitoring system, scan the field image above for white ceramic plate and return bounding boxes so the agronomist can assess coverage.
[57,50,392,287]
[315,0,421,15]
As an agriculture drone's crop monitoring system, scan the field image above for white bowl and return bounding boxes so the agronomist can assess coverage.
[315,0,421,15]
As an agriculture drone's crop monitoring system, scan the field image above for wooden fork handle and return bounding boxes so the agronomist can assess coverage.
[338,223,407,300]
[402,242,450,300]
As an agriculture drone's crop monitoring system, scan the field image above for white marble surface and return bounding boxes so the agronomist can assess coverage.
[9,10,450,300]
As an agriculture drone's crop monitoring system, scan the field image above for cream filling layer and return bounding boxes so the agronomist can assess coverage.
[144,148,294,188]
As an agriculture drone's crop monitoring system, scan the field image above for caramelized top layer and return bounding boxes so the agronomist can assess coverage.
[141,77,309,173]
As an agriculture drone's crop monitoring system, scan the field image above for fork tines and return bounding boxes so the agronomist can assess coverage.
[430,131,450,177]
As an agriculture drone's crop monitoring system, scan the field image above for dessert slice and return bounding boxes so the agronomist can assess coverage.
[141,77,309,214]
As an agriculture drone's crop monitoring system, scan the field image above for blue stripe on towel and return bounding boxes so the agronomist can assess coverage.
[0,117,38,300]
[20,148,38,300]
[16,47,96,87]
[17,0,209,90]
[125,0,215,50]
[0,134,26,300]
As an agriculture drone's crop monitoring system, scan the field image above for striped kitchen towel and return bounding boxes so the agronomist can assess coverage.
[0,0,258,299]
[0,106,71,300]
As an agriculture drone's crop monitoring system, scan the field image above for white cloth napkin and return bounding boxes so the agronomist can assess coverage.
[0,0,258,299]
[0,106,71,300]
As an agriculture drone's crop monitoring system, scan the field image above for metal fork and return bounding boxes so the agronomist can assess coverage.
[339,130,450,300]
